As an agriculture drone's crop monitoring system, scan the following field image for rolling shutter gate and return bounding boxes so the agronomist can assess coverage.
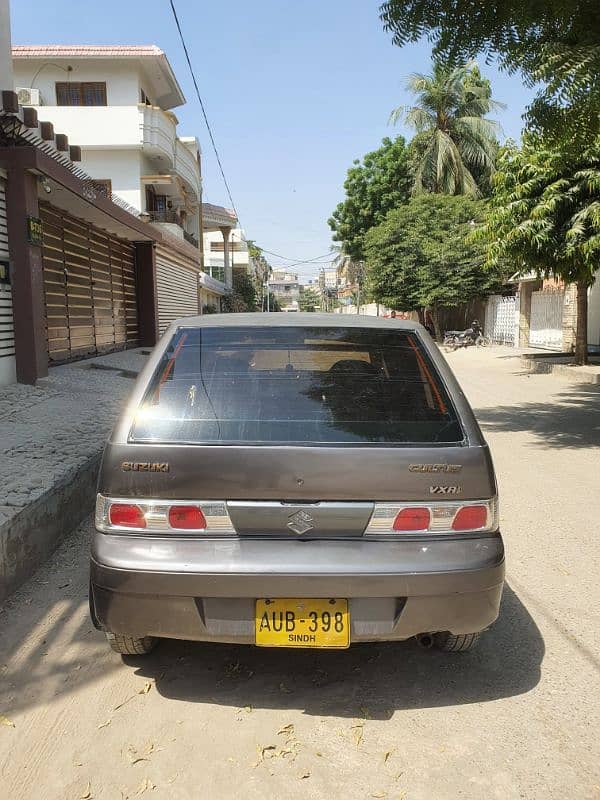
[529,290,564,350]
[0,177,15,375]
[40,204,139,363]
[156,247,200,334]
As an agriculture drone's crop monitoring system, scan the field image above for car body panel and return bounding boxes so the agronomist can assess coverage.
[90,314,504,645]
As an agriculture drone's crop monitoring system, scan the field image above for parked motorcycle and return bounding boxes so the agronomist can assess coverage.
[443,321,490,350]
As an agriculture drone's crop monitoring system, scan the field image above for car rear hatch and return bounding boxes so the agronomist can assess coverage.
[98,322,496,537]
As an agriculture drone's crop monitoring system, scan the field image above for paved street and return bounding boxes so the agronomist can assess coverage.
[0,348,599,800]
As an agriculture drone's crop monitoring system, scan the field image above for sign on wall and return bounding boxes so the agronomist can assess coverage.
[26,216,43,247]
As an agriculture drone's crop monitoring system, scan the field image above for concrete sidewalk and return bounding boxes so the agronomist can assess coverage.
[0,348,148,601]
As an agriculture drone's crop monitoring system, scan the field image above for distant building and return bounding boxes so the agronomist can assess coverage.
[268,270,300,312]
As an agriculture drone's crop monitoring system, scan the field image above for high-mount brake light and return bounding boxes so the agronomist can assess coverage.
[168,505,207,530]
[108,503,146,529]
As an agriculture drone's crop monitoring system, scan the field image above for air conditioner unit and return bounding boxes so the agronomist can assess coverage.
[16,87,40,106]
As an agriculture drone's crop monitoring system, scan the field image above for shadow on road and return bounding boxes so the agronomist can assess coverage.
[476,385,600,449]
[131,584,543,718]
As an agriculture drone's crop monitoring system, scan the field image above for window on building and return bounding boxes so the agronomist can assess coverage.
[207,265,226,283]
[56,82,107,106]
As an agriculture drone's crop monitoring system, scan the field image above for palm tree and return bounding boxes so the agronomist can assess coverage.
[391,61,504,196]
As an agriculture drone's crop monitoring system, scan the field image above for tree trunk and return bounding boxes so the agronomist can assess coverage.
[575,279,589,366]
[429,306,441,341]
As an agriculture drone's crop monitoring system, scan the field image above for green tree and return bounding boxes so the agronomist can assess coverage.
[299,287,322,312]
[365,194,501,337]
[380,1,600,147]
[222,270,257,313]
[392,61,502,196]
[479,138,600,365]
[328,136,412,261]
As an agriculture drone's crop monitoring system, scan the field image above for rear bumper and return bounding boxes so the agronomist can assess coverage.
[90,533,505,643]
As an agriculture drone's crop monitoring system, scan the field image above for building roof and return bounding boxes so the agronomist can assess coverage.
[12,45,186,110]
[12,45,166,58]
[202,202,238,230]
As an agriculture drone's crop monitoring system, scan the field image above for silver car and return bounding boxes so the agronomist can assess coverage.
[90,314,504,655]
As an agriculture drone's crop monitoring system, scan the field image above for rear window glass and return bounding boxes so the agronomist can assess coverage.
[130,326,463,445]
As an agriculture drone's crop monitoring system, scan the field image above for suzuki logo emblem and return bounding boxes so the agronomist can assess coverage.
[287,509,315,535]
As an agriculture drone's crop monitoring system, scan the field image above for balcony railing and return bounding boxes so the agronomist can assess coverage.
[149,211,199,248]
[183,230,199,248]
[149,210,179,224]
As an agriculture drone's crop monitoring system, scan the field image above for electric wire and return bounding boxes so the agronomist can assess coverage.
[168,0,240,222]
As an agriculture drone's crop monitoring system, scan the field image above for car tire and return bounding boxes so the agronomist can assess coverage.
[434,631,480,652]
[106,633,157,655]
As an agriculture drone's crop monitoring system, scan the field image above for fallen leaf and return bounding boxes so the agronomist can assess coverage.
[277,723,295,737]
[138,682,152,695]
[300,771,311,779]
[74,761,83,767]
[383,749,395,763]
[252,744,277,766]
[97,719,111,729]
[371,793,387,798]
[125,745,149,765]
[135,778,156,795]
[114,695,136,711]
[236,705,253,714]
[80,782,92,799]
[350,722,364,748]
[0,715,15,728]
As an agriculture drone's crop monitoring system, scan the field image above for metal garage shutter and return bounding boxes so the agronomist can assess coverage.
[40,203,139,363]
[0,177,16,374]
[156,251,199,333]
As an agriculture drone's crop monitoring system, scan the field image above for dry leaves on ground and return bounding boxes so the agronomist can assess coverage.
[79,782,92,799]
[0,714,15,728]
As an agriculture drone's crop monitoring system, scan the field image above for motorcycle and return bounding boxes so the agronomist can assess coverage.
[443,321,490,350]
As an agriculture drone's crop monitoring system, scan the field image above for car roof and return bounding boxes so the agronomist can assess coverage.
[171,313,422,331]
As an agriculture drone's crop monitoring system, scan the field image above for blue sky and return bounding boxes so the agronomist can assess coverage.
[11,0,535,280]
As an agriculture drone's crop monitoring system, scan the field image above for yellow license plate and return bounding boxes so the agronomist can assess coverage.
[255,598,350,648]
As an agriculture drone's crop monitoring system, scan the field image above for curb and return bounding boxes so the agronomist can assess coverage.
[0,452,101,603]
[520,355,600,384]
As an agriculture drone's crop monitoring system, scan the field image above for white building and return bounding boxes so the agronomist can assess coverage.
[268,270,300,312]
[203,227,250,285]
[12,45,233,325]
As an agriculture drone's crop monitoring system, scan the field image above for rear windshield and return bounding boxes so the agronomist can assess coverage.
[130,326,464,445]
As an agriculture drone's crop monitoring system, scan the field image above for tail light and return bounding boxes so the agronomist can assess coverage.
[96,495,235,535]
[393,507,431,531]
[109,503,146,529]
[367,498,498,535]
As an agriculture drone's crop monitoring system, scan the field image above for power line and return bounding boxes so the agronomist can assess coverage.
[257,248,334,264]
[168,0,239,222]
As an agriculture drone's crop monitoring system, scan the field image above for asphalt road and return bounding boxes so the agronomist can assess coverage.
[1,348,599,800]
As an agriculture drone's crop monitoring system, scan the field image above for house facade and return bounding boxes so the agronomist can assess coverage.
[268,270,300,312]
[12,45,232,327]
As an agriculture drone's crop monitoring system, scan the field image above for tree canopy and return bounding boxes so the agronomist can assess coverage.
[479,137,600,363]
[365,194,501,334]
[392,61,502,196]
[299,287,322,312]
[328,136,412,261]
[379,1,600,146]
